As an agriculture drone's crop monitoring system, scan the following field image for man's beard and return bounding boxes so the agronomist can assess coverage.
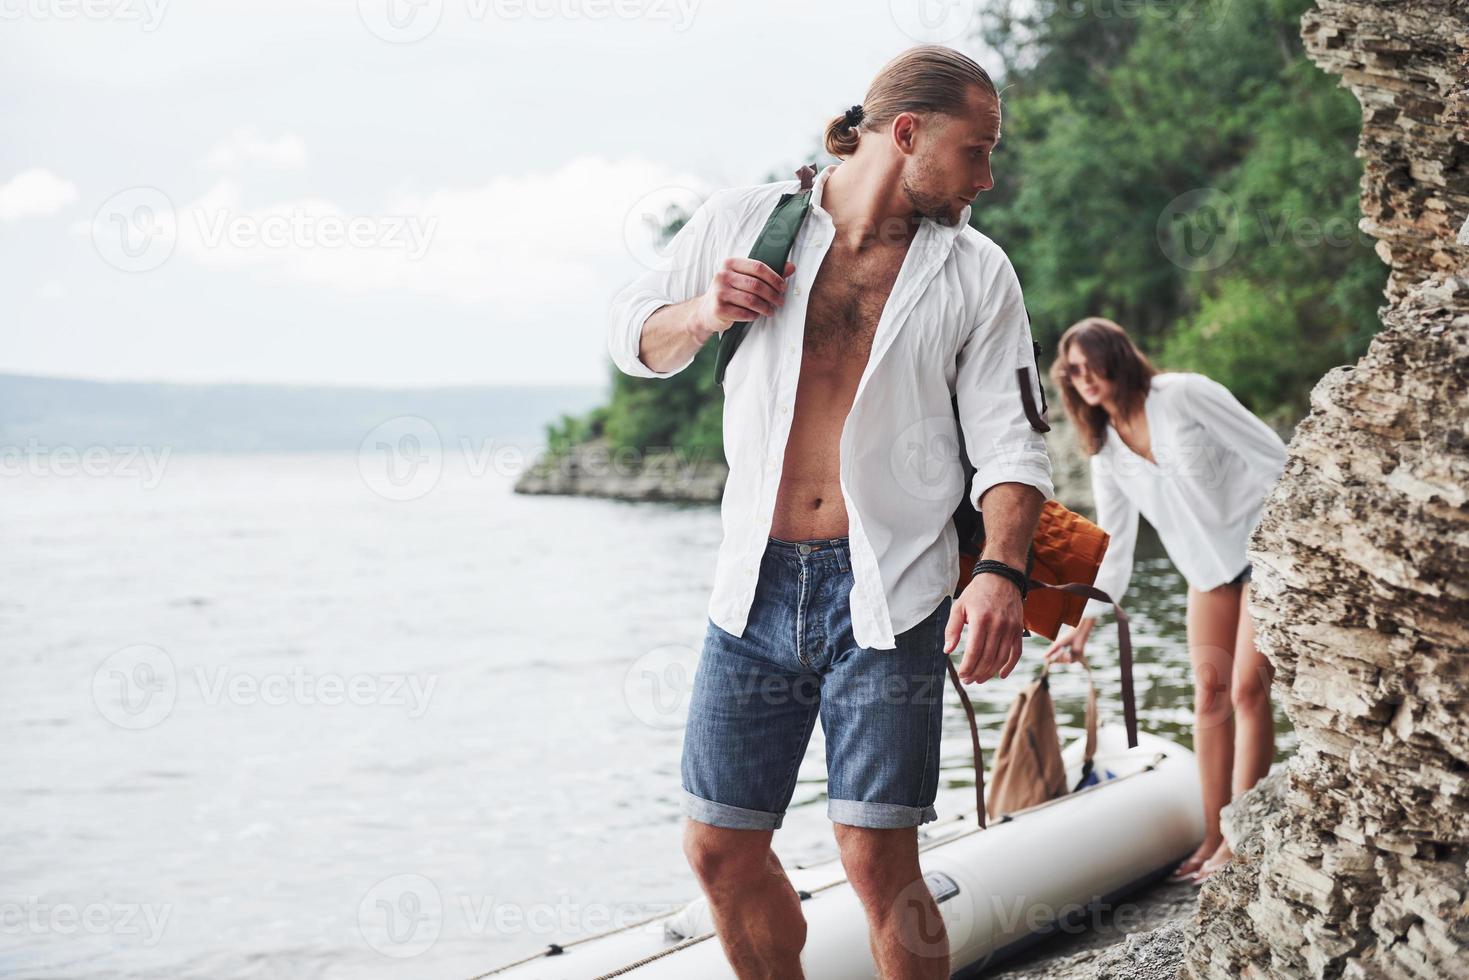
[901,172,963,227]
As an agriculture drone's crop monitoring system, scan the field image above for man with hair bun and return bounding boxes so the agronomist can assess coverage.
[608,44,1052,978]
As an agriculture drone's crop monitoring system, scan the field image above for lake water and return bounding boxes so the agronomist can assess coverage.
[0,452,1295,979]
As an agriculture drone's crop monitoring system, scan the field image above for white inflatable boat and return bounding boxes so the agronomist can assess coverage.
[471,723,1204,979]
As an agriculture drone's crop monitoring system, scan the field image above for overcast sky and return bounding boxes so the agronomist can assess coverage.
[2,0,998,387]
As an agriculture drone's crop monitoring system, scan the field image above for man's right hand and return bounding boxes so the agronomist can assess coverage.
[1043,619,1093,665]
[692,259,796,341]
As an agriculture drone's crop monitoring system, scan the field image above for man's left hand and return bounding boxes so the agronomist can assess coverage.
[944,571,1025,685]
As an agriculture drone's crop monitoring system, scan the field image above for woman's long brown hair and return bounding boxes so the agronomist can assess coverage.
[1048,317,1161,456]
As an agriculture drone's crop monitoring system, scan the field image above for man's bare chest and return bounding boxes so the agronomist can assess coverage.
[802,246,907,364]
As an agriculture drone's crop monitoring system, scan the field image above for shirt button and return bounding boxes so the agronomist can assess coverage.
[793,285,803,296]
[779,404,789,414]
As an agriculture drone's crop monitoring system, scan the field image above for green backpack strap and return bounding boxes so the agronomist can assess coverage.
[713,164,818,386]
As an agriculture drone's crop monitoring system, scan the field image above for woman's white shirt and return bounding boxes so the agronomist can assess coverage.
[1082,372,1289,620]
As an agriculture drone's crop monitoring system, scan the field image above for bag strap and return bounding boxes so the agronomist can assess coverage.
[1023,580,1138,748]
[1038,658,1100,788]
[1036,659,1100,750]
[1073,670,1102,792]
[943,656,987,829]
[1081,659,1099,766]
[942,582,1136,828]
[712,164,817,386]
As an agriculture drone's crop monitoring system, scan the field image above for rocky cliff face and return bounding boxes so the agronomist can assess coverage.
[1181,2,1469,977]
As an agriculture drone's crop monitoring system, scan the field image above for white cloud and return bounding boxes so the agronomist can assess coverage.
[0,169,80,221]
[172,155,714,311]
[203,127,309,171]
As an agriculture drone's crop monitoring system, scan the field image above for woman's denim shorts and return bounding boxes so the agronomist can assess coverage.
[679,534,953,831]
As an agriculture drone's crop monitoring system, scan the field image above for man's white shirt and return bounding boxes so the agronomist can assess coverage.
[607,163,1054,649]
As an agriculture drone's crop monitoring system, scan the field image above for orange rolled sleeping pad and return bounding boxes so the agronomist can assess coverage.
[956,498,1111,642]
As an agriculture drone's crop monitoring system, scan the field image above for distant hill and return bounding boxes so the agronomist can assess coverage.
[0,374,607,453]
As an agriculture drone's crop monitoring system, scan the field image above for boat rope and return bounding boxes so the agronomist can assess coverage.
[587,931,718,978]
[463,904,689,979]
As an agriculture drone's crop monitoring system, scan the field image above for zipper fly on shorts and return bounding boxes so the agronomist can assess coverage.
[794,548,830,669]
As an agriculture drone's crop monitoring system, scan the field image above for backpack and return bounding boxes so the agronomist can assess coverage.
[713,165,1139,825]
[985,659,1101,822]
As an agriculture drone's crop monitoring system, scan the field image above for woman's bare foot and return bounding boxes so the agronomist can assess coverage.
[1189,838,1235,885]
[1167,836,1222,882]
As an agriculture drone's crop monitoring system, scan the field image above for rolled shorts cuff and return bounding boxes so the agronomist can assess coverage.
[827,798,938,829]
[680,787,784,830]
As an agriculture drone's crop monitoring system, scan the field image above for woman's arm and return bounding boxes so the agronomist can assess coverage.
[1080,451,1139,622]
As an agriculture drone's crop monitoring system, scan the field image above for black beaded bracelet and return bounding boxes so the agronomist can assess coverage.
[971,558,1029,599]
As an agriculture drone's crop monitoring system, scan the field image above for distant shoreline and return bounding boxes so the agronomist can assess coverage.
[0,372,604,455]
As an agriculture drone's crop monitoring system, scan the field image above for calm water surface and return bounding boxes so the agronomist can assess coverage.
[0,453,1294,978]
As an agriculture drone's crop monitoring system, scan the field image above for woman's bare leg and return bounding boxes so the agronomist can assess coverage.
[1195,579,1277,880]
[1171,581,1240,878]
[1229,579,1275,794]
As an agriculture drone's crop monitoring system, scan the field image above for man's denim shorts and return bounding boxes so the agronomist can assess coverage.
[680,534,953,831]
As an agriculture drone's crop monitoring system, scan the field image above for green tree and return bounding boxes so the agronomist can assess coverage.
[977,0,1380,417]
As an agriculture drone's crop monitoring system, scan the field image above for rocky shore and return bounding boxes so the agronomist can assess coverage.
[514,437,729,504]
